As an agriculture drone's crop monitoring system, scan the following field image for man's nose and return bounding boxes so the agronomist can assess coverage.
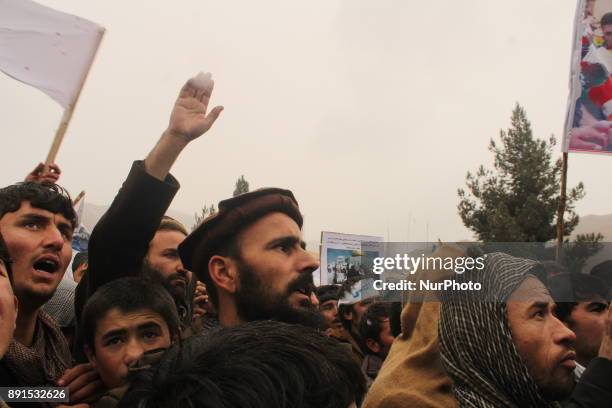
[553,315,577,346]
[42,226,64,251]
[299,250,320,274]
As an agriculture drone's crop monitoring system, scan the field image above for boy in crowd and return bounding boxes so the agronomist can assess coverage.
[359,302,395,383]
[119,320,366,408]
[72,252,88,284]
[81,277,180,406]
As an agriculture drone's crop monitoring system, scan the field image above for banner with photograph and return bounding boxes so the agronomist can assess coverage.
[564,0,612,153]
[319,231,383,285]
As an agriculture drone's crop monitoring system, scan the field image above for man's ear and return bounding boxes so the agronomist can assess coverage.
[208,255,238,295]
[84,344,97,368]
[365,338,381,354]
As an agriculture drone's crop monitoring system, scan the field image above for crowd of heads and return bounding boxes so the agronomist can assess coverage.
[0,73,611,407]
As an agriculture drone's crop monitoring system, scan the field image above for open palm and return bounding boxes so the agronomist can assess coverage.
[167,72,223,141]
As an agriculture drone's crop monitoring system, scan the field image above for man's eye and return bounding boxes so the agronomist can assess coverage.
[590,304,608,313]
[24,222,41,230]
[535,310,546,318]
[276,243,293,253]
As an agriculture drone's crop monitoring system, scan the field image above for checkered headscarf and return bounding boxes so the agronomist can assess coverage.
[438,253,561,408]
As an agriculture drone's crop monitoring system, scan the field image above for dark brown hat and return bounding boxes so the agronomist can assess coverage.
[179,188,303,281]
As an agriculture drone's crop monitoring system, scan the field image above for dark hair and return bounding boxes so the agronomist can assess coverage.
[0,182,77,229]
[0,233,12,283]
[316,284,340,304]
[359,302,391,351]
[119,320,366,408]
[389,301,403,337]
[548,273,609,321]
[81,277,180,352]
[602,12,612,28]
[72,252,88,273]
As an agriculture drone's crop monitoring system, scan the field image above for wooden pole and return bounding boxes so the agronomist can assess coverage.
[72,190,86,207]
[556,152,568,263]
[45,28,106,165]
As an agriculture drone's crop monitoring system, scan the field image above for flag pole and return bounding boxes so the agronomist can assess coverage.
[72,190,86,206]
[556,152,568,263]
[45,28,105,165]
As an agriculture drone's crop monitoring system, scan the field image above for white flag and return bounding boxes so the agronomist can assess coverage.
[0,0,104,109]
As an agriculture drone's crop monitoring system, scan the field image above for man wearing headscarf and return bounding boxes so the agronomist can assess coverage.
[439,252,612,408]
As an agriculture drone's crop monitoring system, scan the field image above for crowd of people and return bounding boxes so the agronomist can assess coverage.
[0,72,611,407]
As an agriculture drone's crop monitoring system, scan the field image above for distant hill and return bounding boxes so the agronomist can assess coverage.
[570,214,612,241]
[80,202,194,232]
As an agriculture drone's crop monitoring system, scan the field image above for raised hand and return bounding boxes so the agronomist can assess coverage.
[166,72,224,142]
[25,162,61,185]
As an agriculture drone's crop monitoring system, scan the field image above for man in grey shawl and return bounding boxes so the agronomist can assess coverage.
[439,252,612,408]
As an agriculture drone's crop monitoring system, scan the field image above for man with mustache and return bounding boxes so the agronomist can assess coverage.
[439,253,612,407]
[316,284,343,334]
[178,188,321,328]
[75,72,223,329]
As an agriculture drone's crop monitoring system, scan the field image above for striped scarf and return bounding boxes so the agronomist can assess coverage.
[438,253,561,408]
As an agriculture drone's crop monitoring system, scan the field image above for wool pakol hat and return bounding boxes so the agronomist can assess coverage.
[178,188,303,281]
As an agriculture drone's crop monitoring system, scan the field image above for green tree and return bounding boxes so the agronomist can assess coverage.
[233,175,250,197]
[458,104,585,242]
[192,203,216,231]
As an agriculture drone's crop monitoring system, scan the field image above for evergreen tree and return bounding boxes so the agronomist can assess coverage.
[458,104,585,242]
[192,203,216,231]
[233,175,250,197]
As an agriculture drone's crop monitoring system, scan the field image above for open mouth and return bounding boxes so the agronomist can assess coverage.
[33,257,60,274]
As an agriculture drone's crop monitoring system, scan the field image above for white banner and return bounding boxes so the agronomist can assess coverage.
[0,0,104,108]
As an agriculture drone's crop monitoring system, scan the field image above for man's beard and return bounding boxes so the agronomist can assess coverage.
[234,259,324,330]
[523,354,576,401]
[141,260,193,320]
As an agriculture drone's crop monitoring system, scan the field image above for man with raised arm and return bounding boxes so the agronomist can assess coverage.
[75,72,223,331]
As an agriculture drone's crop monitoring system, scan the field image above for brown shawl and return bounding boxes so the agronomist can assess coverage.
[4,310,71,387]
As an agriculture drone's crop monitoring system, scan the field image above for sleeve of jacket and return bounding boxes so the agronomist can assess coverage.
[75,160,180,321]
[565,357,612,408]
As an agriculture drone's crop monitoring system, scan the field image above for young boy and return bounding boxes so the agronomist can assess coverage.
[359,302,395,383]
[80,277,180,405]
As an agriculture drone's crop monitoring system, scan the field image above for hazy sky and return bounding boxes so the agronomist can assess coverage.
[2,0,608,246]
